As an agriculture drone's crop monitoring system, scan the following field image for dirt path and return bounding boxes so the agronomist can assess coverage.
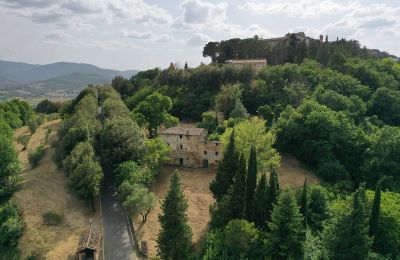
[14,120,101,259]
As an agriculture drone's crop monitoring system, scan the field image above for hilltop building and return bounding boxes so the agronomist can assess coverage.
[227,59,267,71]
[159,127,222,168]
[264,32,314,46]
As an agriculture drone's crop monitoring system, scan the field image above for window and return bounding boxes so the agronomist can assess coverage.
[204,150,207,155]
[180,144,183,149]
[215,160,219,163]
[216,143,219,146]
[167,143,170,146]
[215,151,219,156]
[180,135,183,139]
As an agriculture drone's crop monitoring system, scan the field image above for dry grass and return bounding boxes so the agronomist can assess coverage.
[134,166,215,258]
[13,120,101,259]
[134,156,319,258]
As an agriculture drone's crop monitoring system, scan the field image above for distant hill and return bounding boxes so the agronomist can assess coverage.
[0,60,138,100]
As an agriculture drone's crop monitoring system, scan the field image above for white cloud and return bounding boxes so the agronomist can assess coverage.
[121,29,177,44]
[241,0,359,18]
[175,0,228,29]
[186,32,211,46]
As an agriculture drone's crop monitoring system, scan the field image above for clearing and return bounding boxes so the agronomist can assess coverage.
[13,120,101,259]
[133,157,319,258]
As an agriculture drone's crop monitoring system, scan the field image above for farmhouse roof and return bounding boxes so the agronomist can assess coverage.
[77,228,101,253]
[159,127,206,136]
[228,59,267,64]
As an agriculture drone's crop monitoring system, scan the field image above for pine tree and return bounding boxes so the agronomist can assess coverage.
[229,154,247,219]
[300,178,308,228]
[253,173,269,229]
[268,191,305,259]
[369,180,381,251]
[210,130,239,200]
[157,171,193,259]
[323,184,372,259]
[245,146,257,220]
[266,169,280,222]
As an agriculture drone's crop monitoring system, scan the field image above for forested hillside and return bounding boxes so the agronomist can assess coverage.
[105,41,400,258]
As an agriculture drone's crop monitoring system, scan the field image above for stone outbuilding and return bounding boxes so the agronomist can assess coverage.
[227,59,267,71]
[77,228,101,260]
[159,127,222,168]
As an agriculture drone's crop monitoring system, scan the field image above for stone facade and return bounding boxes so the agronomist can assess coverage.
[159,127,222,168]
[227,59,267,71]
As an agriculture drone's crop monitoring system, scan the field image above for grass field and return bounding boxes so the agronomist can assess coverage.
[134,156,319,258]
[13,120,101,259]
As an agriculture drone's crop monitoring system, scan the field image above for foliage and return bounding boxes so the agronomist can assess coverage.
[323,185,372,259]
[228,99,249,119]
[0,136,21,194]
[210,130,238,200]
[228,155,246,219]
[222,117,280,173]
[121,184,157,222]
[0,200,23,247]
[369,180,381,251]
[100,116,146,167]
[267,190,305,259]
[142,137,171,174]
[197,111,218,133]
[28,114,45,133]
[157,171,192,260]
[28,144,46,168]
[245,146,257,220]
[253,173,269,229]
[62,141,96,176]
[16,134,30,150]
[36,99,62,114]
[69,156,103,209]
[307,185,329,231]
[42,211,64,226]
[216,83,243,117]
[114,161,154,187]
[0,119,13,139]
[133,92,178,138]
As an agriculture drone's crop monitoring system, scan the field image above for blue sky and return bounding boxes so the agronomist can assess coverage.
[0,0,399,70]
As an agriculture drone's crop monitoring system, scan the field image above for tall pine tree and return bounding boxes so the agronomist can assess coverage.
[324,184,372,259]
[253,173,269,229]
[157,171,193,259]
[267,169,280,222]
[210,130,239,200]
[245,146,257,220]
[307,186,328,231]
[229,154,247,219]
[300,178,308,228]
[268,191,305,259]
[369,180,381,251]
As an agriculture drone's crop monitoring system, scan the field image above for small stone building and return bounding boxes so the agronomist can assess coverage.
[159,127,222,168]
[227,59,267,71]
[77,228,101,260]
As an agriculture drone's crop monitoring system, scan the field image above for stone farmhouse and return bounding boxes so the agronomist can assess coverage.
[159,126,222,168]
[227,59,267,71]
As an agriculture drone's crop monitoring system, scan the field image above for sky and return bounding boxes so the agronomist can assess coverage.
[0,0,399,71]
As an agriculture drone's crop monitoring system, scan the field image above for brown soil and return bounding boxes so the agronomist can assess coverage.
[278,155,320,188]
[133,166,215,258]
[13,120,101,259]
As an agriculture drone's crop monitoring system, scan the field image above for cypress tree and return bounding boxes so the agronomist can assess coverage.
[300,178,308,228]
[245,146,257,220]
[324,184,372,259]
[267,169,280,221]
[210,130,239,200]
[307,186,328,231]
[253,173,269,229]
[268,191,305,259]
[157,171,193,260]
[369,180,381,251]
[229,154,247,219]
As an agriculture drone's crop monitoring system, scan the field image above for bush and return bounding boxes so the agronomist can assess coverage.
[28,115,45,133]
[17,135,30,150]
[317,160,349,182]
[28,145,46,167]
[42,211,64,226]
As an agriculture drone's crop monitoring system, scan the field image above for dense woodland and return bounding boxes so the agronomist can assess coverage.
[1,35,400,259]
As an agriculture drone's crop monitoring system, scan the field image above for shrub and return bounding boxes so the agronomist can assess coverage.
[28,145,46,167]
[28,115,45,133]
[42,211,64,226]
[17,135,30,150]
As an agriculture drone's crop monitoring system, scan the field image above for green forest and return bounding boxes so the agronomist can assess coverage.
[1,36,400,259]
